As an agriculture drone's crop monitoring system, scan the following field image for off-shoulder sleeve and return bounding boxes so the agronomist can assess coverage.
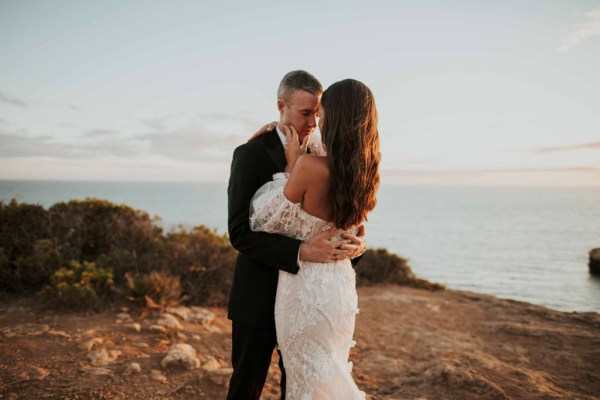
[250,172,302,238]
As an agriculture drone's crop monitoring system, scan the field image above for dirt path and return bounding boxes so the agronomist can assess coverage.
[1,285,598,399]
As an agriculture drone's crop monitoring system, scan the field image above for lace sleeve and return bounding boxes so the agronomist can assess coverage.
[250,172,302,238]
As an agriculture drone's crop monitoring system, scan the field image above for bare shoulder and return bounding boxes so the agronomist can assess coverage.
[294,154,329,176]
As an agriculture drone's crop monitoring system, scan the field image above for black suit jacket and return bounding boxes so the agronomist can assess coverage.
[227,130,301,329]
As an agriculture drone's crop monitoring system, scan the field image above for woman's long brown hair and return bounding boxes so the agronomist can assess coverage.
[321,79,380,229]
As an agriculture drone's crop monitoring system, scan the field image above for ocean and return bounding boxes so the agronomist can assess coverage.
[1,180,599,313]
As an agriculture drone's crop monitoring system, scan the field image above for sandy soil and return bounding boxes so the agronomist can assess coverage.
[1,285,598,400]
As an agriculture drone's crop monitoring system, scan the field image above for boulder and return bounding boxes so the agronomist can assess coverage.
[589,248,600,275]
[19,366,49,381]
[202,355,221,371]
[207,367,233,386]
[151,369,168,383]
[166,306,191,321]
[123,362,142,375]
[156,313,183,331]
[79,337,104,351]
[189,307,216,325]
[88,349,122,367]
[160,343,200,370]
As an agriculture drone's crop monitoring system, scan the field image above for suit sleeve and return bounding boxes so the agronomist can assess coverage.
[228,145,301,274]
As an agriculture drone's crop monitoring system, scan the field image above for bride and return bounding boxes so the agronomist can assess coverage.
[249,79,380,399]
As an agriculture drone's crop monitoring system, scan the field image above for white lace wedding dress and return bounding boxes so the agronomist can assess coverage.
[250,173,365,400]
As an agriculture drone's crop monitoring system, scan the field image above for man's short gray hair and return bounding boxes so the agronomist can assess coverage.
[277,70,323,102]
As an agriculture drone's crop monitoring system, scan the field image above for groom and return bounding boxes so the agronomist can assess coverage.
[226,70,365,400]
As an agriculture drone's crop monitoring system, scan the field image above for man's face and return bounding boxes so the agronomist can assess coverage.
[278,90,320,143]
[317,104,325,134]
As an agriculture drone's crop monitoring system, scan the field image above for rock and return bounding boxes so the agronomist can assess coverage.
[166,306,191,321]
[589,248,600,275]
[149,325,168,334]
[207,367,233,386]
[79,337,104,351]
[79,329,97,338]
[125,323,141,332]
[85,367,112,376]
[19,366,49,381]
[156,313,183,331]
[116,312,133,323]
[205,325,222,334]
[26,324,50,336]
[5,324,50,337]
[124,362,142,375]
[202,355,221,371]
[160,343,200,370]
[176,332,188,340]
[189,307,216,325]
[88,349,122,367]
[151,369,168,383]
[46,329,71,338]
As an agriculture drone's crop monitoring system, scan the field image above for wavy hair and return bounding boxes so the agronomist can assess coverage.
[320,79,380,229]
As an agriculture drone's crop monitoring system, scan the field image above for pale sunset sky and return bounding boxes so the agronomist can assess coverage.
[1,0,599,186]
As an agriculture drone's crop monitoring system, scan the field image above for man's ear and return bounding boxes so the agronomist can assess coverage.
[277,99,285,114]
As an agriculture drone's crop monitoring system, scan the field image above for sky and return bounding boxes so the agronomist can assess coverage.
[1,0,599,186]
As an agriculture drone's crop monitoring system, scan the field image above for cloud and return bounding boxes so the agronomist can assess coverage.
[532,141,600,153]
[136,112,263,162]
[0,127,142,159]
[0,129,77,158]
[139,128,240,162]
[559,8,600,51]
[85,129,120,137]
[0,91,28,108]
[383,166,600,175]
[0,111,261,163]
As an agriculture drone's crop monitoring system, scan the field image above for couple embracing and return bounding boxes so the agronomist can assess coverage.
[227,70,380,400]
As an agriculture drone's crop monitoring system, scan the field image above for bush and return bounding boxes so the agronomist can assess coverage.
[2,198,442,310]
[356,248,444,291]
[0,200,50,262]
[163,226,236,306]
[125,271,184,312]
[38,260,114,310]
[48,198,163,281]
[1,198,236,307]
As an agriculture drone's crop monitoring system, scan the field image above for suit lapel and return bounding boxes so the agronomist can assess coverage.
[264,130,287,172]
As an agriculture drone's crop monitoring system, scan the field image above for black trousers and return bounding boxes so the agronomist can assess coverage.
[227,321,286,400]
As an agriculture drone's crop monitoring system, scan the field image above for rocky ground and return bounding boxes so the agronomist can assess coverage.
[1,285,598,400]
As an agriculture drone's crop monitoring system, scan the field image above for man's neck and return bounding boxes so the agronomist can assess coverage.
[275,124,287,146]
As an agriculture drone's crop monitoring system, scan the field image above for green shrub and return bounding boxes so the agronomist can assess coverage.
[356,248,444,291]
[48,198,163,281]
[0,200,50,261]
[0,239,61,292]
[3,198,442,309]
[38,260,114,309]
[162,226,236,306]
[125,271,184,311]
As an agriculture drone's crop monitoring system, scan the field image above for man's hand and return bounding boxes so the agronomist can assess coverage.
[247,121,278,142]
[340,225,366,259]
[299,227,353,263]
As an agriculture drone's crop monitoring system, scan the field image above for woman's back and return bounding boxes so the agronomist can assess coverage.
[284,154,334,223]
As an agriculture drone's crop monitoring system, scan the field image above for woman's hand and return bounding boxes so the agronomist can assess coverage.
[283,125,309,173]
[247,121,277,142]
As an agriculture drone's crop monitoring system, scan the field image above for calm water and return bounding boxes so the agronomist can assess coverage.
[1,180,599,312]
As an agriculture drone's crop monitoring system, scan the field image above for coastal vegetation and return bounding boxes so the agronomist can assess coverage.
[0,198,442,310]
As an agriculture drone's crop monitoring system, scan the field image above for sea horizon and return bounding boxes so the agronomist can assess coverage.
[1,179,599,313]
